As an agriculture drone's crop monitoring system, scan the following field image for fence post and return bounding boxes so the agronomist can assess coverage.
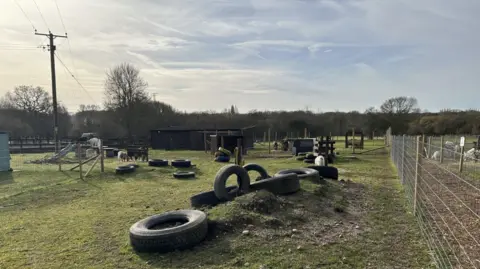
[427,136,432,158]
[100,139,104,173]
[268,128,271,154]
[352,128,356,154]
[401,135,406,184]
[439,136,444,163]
[459,145,465,173]
[77,143,83,180]
[413,136,422,216]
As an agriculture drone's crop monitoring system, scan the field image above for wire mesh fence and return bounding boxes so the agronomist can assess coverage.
[424,136,480,181]
[391,135,480,269]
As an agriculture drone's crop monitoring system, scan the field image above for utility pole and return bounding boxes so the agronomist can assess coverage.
[35,30,67,153]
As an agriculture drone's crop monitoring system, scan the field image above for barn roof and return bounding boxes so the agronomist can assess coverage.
[151,125,256,132]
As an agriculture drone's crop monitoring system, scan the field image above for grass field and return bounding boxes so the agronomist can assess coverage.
[0,140,433,269]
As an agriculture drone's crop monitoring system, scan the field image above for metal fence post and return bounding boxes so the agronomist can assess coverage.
[414,136,421,216]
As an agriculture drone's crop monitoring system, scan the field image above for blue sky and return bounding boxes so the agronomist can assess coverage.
[1,0,479,113]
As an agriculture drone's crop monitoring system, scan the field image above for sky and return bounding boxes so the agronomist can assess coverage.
[0,0,479,113]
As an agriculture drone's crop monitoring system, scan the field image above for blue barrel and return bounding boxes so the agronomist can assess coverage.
[0,132,11,172]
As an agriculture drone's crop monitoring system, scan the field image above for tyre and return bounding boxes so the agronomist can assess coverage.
[129,210,208,253]
[128,163,140,169]
[297,152,307,157]
[116,165,135,174]
[173,171,195,179]
[171,159,191,168]
[243,163,269,181]
[274,168,320,181]
[218,148,232,156]
[296,156,305,161]
[190,186,239,208]
[148,159,168,167]
[306,166,339,180]
[250,173,300,195]
[305,153,315,160]
[215,155,230,163]
[303,158,314,164]
[213,164,251,201]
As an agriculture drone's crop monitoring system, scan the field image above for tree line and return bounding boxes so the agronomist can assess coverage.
[1,63,479,140]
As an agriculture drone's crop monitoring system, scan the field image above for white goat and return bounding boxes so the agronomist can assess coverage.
[463,148,480,161]
[117,150,129,162]
[315,155,325,166]
[431,151,440,160]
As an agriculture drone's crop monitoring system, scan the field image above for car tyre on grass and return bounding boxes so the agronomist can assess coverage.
[129,210,208,253]
[306,165,339,180]
[148,159,168,167]
[243,163,269,181]
[116,165,136,174]
[215,155,230,162]
[213,164,251,201]
[173,171,195,179]
[274,168,320,181]
[190,186,239,208]
[250,173,300,195]
[171,159,191,168]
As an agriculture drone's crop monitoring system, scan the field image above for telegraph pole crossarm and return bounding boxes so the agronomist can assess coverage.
[35,31,68,153]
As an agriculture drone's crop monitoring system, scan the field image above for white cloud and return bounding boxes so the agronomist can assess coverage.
[0,0,479,113]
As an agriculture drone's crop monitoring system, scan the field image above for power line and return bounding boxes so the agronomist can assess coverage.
[12,0,36,31]
[31,0,50,31]
[53,0,67,34]
[54,53,97,104]
[53,0,78,80]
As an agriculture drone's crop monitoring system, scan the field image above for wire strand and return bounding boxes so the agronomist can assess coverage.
[31,0,50,31]
[53,0,67,34]
[54,53,97,104]
[12,0,36,31]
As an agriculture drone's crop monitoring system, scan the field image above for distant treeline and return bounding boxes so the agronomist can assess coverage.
[1,64,478,140]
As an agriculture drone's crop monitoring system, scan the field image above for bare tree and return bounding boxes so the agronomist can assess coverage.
[103,63,150,136]
[104,63,149,110]
[380,96,419,114]
[1,85,52,114]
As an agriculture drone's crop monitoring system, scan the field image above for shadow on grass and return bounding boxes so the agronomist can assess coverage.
[136,221,234,268]
[0,172,14,185]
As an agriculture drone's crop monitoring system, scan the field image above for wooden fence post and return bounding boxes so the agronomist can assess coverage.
[352,128,356,154]
[427,136,432,158]
[77,143,83,180]
[401,135,406,184]
[100,139,104,173]
[268,128,271,154]
[413,136,422,216]
[459,146,465,173]
[439,136,444,163]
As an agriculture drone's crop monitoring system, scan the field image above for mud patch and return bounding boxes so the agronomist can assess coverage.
[208,179,368,246]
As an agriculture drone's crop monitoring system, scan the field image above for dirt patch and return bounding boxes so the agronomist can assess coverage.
[208,179,368,247]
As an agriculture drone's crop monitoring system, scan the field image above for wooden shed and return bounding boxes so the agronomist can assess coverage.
[150,126,255,151]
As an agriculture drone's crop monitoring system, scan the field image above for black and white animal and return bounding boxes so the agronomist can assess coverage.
[118,150,132,162]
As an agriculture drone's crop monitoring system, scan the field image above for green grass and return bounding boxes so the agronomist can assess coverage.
[0,140,433,269]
